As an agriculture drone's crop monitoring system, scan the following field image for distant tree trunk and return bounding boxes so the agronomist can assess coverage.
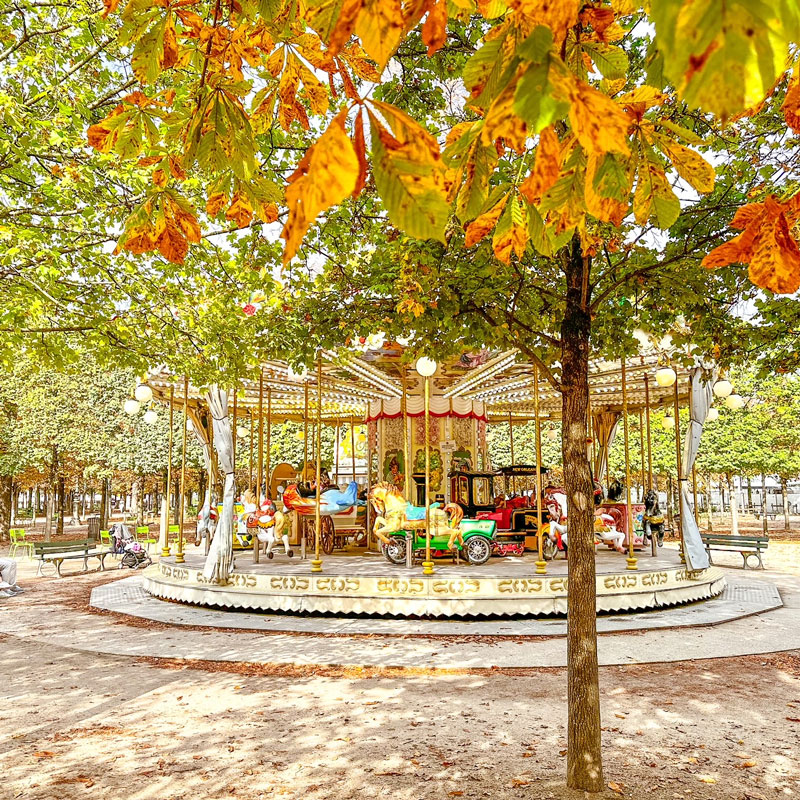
[666,478,673,531]
[746,476,753,513]
[562,241,603,792]
[136,476,145,526]
[761,473,768,535]
[781,477,790,531]
[10,483,18,527]
[174,472,181,523]
[100,479,109,530]
[0,475,12,541]
[706,475,713,532]
[33,486,40,528]
[57,475,65,536]
[728,474,739,535]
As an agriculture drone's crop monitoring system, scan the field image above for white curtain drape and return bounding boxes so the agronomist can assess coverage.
[188,407,214,540]
[680,366,716,570]
[592,410,621,483]
[203,386,234,582]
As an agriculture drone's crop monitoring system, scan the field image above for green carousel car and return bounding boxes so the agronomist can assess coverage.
[382,518,498,566]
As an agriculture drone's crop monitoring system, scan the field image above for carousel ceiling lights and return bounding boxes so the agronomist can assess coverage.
[713,379,733,398]
[123,398,141,415]
[655,366,677,387]
[546,428,558,441]
[705,407,719,422]
[443,350,517,398]
[143,409,159,425]
[662,414,675,429]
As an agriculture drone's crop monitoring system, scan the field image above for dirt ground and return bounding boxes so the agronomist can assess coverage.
[1,544,800,799]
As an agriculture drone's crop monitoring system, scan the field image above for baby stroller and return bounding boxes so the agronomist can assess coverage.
[110,524,152,570]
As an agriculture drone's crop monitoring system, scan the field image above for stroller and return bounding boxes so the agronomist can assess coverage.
[110,524,152,570]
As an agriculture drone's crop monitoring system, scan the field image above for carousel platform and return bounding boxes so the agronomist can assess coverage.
[142,547,727,618]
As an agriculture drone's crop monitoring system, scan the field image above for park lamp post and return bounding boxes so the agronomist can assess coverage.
[415,356,437,576]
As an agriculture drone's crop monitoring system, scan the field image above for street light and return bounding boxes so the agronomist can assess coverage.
[134,383,153,403]
[416,357,437,576]
[705,407,719,422]
[143,409,159,425]
[123,398,141,415]
[662,414,675,430]
[546,428,558,441]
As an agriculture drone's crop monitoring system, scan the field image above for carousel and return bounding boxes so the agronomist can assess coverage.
[133,343,730,618]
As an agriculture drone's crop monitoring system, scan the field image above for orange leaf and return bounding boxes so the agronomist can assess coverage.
[353,108,368,196]
[749,205,800,294]
[281,110,359,264]
[87,123,115,153]
[509,0,580,45]
[465,195,508,247]
[206,192,227,218]
[226,192,254,228]
[492,196,528,263]
[162,19,179,70]
[324,0,366,57]
[122,224,158,255]
[101,0,120,17]
[168,156,187,180]
[156,221,189,263]
[520,126,561,203]
[783,79,800,133]
[169,200,201,243]
[152,167,168,188]
[258,201,279,224]
[422,0,448,56]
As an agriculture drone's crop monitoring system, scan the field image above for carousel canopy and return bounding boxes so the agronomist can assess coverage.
[145,346,697,422]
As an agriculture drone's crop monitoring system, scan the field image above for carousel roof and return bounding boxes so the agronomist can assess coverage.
[145,346,696,422]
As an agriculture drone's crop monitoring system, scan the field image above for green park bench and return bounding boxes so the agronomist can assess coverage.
[34,540,110,578]
[701,533,769,570]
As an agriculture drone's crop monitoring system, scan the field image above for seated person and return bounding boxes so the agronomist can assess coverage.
[0,557,23,598]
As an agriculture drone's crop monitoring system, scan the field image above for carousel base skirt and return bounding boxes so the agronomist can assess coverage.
[142,550,726,618]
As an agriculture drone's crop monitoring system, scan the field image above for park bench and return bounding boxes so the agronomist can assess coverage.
[701,533,768,570]
[34,540,110,578]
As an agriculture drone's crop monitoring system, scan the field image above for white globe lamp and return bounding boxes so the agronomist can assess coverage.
[123,399,140,415]
[705,407,719,422]
[546,429,558,441]
[134,384,153,403]
[725,393,745,410]
[655,367,677,387]
[415,357,437,377]
[713,379,733,398]
[143,409,158,425]
[662,414,675,430]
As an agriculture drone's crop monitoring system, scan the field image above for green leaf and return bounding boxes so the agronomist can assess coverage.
[513,59,569,134]
[527,204,552,257]
[582,42,629,80]
[517,25,554,63]
[592,153,631,200]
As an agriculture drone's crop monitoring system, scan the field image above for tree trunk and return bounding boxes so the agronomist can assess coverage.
[666,478,673,531]
[0,475,12,542]
[728,474,739,535]
[562,241,603,792]
[761,473,768,535]
[10,483,18,527]
[137,476,145,526]
[746,476,753,513]
[706,475,713,532]
[100,479,109,530]
[33,486,40,529]
[781,477,790,531]
[57,475,65,536]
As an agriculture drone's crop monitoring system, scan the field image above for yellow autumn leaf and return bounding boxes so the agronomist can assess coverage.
[660,140,715,193]
[520,126,561,203]
[226,192,254,228]
[482,84,528,153]
[354,0,405,70]
[509,0,580,45]
[492,194,528,263]
[206,192,227,218]
[281,110,359,264]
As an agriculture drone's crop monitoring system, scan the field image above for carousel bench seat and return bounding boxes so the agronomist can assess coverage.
[701,533,768,569]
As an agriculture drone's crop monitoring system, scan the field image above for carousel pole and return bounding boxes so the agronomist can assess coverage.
[508,410,516,494]
[176,376,189,565]
[257,371,264,503]
[644,373,653,491]
[249,408,254,494]
[692,464,700,526]
[673,379,684,562]
[265,387,272,497]
[534,367,546,575]
[232,388,237,478]
[364,402,372,550]
[414,358,437,576]
[161,385,174,557]
[303,382,309,481]
[638,409,646,501]
[254,374,264,565]
[334,419,340,485]
[311,358,323,573]
[350,415,357,486]
[402,369,410,499]
[622,358,637,570]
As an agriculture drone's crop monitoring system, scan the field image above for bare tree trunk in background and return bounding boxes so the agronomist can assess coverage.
[782,477,790,531]
[761,473,768,535]
[130,480,139,525]
[729,474,739,535]
[100,479,109,530]
[57,475,65,536]
[10,483,18,528]
[746,476,753,514]
[562,241,604,793]
[0,475,12,542]
[33,486,40,529]
[137,476,145,526]
[706,474,713,531]
[70,477,80,526]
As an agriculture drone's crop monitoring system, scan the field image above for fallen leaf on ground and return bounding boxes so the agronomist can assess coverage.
[608,781,625,794]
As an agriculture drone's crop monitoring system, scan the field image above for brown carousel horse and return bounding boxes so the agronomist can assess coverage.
[369,481,464,549]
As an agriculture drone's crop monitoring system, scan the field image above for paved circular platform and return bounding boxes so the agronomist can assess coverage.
[142,549,727,617]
